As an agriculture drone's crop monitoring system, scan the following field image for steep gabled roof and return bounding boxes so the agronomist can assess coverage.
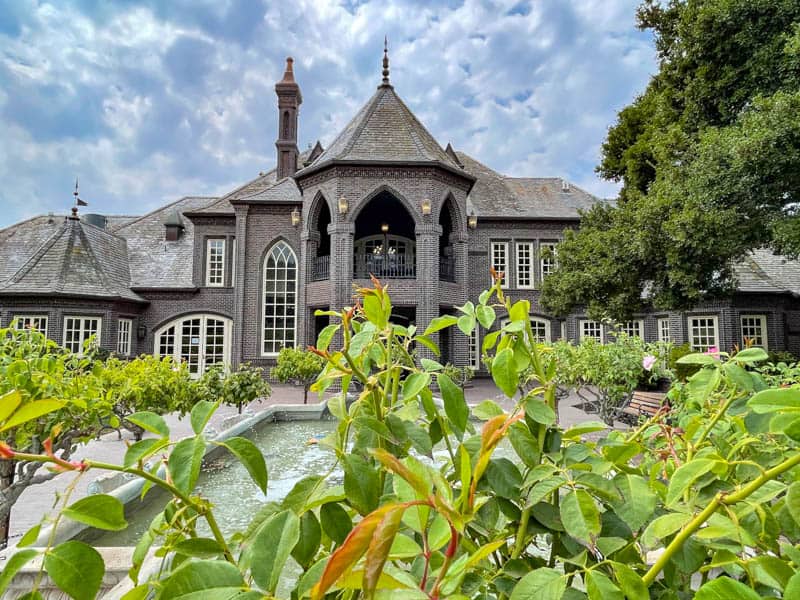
[735,249,800,295]
[0,217,145,302]
[295,85,466,178]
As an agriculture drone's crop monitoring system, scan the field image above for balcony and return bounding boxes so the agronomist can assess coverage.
[439,257,456,282]
[354,253,415,279]
[312,255,329,282]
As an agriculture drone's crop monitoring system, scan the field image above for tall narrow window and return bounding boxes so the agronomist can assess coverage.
[230,238,237,286]
[490,241,509,288]
[117,319,132,355]
[540,242,558,278]
[740,315,767,348]
[516,242,534,289]
[63,316,101,356]
[618,320,643,338]
[14,315,48,333]
[688,316,719,351]
[206,239,225,287]
[469,327,480,370]
[262,241,297,355]
[579,320,603,342]
[657,318,671,343]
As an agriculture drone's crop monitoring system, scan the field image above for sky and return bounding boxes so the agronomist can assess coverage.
[0,0,656,228]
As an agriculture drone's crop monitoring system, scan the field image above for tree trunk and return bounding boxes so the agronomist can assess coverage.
[303,386,308,405]
[0,459,15,550]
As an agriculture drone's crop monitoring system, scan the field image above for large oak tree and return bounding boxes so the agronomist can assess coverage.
[541,0,800,319]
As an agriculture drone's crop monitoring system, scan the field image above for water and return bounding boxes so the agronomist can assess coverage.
[80,420,339,546]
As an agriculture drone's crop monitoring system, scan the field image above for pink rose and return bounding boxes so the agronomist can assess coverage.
[642,355,657,371]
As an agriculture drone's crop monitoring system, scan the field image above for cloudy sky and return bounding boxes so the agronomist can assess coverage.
[0,0,655,228]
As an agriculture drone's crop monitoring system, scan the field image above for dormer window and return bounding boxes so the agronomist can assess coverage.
[164,210,185,241]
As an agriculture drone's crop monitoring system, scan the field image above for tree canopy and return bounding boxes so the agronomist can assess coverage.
[542,0,800,319]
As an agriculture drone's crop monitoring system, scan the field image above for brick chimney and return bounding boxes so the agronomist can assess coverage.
[275,57,302,180]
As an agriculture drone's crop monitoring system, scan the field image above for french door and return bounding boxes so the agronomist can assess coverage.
[155,314,231,377]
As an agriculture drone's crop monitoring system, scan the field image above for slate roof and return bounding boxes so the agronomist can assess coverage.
[456,152,600,220]
[112,196,217,288]
[295,84,466,177]
[0,216,144,302]
[735,249,800,295]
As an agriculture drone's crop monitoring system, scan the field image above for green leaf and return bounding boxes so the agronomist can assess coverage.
[172,538,225,558]
[17,523,40,548]
[0,390,22,425]
[585,570,623,600]
[248,509,300,594]
[0,399,64,432]
[126,411,169,437]
[317,323,340,351]
[423,315,458,336]
[560,489,600,545]
[344,455,380,515]
[666,458,716,506]
[473,399,504,420]
[292,510,322,568]
[282,475,324,514]
[748,387,800,413]
[321,502,353,545]
[457,314,476,336]
[492,347,519,398]
[438,373,468,438]
[486,458,522,499]
[731,347,768,363]
[642,512,693,548]
[124,437,168,468]
[168,436,205,495]
[694,576,761,600]
[62,494,127,531]
[219,436,268,494]
[0,549,38,593]
[158,559,247,598]
[676,353,717,365]
[476,304,496,329]
[785,481,800,527]
[190,400,218,435]
[524,398,556,425]
[611,563,648,600]
[44,541,104,600]
[402,372,431,401]
[613,474,657,531]
[510,567,566,600]
[420,358,443,372]
[785,571,800,600]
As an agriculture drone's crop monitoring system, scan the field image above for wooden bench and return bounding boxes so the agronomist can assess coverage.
[620,391,669,421]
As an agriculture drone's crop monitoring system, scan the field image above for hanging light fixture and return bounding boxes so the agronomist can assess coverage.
[468,212,478,229]
[338,196,348,214]
[291,207,301,226]
[381,223,389,233]
[421,198,431,216]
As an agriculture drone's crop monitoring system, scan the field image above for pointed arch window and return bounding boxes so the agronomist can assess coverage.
[262,241,298,356]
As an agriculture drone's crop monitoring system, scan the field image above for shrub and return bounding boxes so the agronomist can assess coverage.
[197,363,271,413]
[669,342,702,381]
[441,363,474,390]
[271,347,324,404]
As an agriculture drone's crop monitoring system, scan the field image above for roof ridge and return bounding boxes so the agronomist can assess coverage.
[237,176,297,202]
[341,88,384,158]
[8,219,69,285]
[388,87,452,164]
[70,223,116,294]
[0,214,55,236]
[113,196,217,232]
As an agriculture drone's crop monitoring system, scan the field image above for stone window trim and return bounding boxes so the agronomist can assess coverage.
[740,314,768,349]
[63,316,102,356]
[579,319,604,343]
[13,314,49,333]
[688,315,719,351]
[261,240,298,357]
[657,317,671,343]
[231,238,237,287]
[490,240,510,288]
[515,241,535,290]
[117,318,132,355]
[205,238,226,287]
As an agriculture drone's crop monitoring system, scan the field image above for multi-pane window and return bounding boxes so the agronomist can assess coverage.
[14,315,48,333]
[619,320,643,338]
[490,241,509,288]
[63,317,101,356]
[530,318,550,343]
[155,315,231,378]
[657,318,671,343]
[117,319,132,355]
[515,242,534,289]
[262,241,298,355]
[206,239,226,287]
[580,320,603,342]
[688,316,719,351]
[469,327,480,370]
[540,242,558,278]
[740,315,767,348]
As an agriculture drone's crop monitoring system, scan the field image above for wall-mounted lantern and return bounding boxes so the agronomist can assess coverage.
[291,207,301,226]
[338,196,348,215]
[381,223,389,233]
[137,324,147,340]
[468,213,478,229]
[421,198,432,216]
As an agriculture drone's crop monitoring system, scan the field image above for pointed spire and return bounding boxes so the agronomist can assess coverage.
[381,36,391,87]
[280,57,295,83]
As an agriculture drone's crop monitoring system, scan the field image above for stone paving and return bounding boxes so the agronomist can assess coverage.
[7,381,599,543]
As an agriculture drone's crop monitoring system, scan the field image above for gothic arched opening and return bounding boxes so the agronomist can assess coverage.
[354,191,416,279]
[439,195,457,282]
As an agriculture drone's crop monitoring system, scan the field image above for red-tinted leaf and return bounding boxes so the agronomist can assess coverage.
[363,505,405,598]
[371,449,430,498]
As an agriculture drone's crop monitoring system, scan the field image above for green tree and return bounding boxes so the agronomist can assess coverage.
[197,363,271,413]
[271,347,324,404]
[543,0,800,319]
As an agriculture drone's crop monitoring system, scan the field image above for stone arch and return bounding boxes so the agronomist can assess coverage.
[351,184,420,228]
[306,192,332,257]
[436,190,467,235]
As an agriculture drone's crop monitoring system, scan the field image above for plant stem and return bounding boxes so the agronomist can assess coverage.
[511,507,531,559]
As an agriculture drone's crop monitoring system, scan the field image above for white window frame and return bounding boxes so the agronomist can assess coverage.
[740,314,768,349]
[657,317,671,343]
[63,316,102,356]
[688,315,719,351]
[540,241,558,279]
[206,238,226,287]
[154,314,232,378]
[262,241,298,357]
[618,320,644,338]
[579,319,604,343]
[515,241,535,289]
[231,238,237,286]
[490,241,509,288]
[14,315,48,333]
[501,317,551,343]
[117,318,132,355]
[469,327,480,370]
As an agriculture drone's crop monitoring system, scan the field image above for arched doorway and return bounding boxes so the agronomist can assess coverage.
[154,314,232,377]
[439,195,457,282]
[310,196,331,281]
[354,191,416,279]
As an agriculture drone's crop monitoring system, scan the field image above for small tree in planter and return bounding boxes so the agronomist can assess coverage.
[197,363,271,414]
[271,347,324,404]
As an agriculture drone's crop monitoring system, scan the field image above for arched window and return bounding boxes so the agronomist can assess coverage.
[262,241,297,355]
[154,314,232,378]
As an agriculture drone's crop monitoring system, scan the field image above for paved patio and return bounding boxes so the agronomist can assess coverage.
[7,380,598,543]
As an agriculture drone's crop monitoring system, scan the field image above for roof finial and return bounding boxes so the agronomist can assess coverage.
[381,36,390,86]
[71,177,88,219]
[280,57,295,83]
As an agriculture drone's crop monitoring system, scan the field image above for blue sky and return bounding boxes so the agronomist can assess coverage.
[0,0,655,227]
